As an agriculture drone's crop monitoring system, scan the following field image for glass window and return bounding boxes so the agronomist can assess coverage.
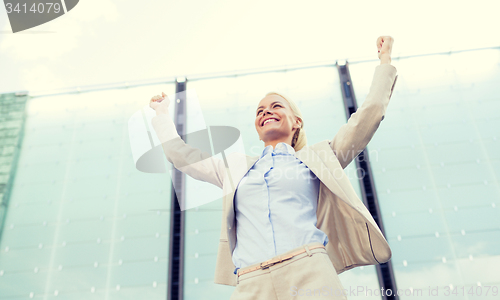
[0,84,175,299]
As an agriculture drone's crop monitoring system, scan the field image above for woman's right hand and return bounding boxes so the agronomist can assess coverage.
[149,92,170,115]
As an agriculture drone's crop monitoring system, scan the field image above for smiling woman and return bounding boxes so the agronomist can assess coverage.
[149,36,398,300]
[255,91,307,151]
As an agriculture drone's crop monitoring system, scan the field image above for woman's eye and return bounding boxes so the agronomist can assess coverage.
[257,104,281,116]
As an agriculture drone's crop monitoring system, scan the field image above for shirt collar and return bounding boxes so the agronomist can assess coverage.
[260,142,295,158]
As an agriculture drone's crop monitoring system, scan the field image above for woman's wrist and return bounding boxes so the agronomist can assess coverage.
[380,54,391,65]
[155,110,169,116]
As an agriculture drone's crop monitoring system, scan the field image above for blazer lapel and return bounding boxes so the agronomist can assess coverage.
[294,144,350,205]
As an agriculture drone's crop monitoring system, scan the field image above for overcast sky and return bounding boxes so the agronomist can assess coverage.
[1,0,499,94]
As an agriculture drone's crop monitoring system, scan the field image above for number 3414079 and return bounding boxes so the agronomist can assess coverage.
[5,2,62,14]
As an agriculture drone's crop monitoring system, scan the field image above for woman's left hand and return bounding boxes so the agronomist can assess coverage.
[376,36,394,63]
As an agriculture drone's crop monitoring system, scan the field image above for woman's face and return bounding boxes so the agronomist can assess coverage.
[254,94,301,145]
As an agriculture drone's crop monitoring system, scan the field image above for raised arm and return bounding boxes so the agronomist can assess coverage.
[330,36,398,169]
[149,93,226,189]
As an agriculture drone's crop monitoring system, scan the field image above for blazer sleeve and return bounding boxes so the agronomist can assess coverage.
[330,63,398,169]
[150,113,226,189]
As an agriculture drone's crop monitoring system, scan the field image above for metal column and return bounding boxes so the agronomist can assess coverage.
[167,77,187,300]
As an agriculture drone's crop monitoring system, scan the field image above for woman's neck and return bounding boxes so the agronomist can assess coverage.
[264,138,292,149]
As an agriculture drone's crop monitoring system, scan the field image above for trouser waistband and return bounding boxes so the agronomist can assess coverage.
[236,242,326,278]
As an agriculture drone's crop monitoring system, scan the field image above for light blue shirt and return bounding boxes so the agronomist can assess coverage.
[232,142,329,274]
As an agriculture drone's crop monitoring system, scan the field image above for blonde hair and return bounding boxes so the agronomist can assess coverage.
[264,91,307,151]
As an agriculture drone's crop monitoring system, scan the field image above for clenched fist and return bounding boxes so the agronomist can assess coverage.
[149,92,170,115]
[376,36,394,64]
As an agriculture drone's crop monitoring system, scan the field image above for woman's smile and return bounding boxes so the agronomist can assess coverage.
[262,118,280,126]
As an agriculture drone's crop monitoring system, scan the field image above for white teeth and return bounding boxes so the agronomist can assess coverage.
[263,118,278,126]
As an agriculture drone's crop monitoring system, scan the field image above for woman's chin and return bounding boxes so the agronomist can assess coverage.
[261,128,279,136]
[261,129,287,141]
[261,124,282,132]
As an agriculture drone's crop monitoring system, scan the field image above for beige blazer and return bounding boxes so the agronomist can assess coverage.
[151,63,398,287]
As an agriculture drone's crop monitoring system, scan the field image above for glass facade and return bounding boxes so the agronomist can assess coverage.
[349,49,500,299]
[0,84,175,299]
[1,48,499,300]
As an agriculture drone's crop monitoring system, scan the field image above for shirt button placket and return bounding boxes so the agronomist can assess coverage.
[263,152,277,256]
